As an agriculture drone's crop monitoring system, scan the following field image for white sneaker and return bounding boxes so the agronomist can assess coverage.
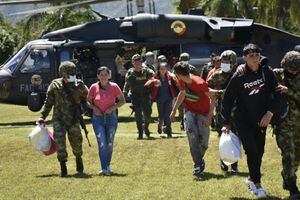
[255,187,267,199]
[245,179,257,194]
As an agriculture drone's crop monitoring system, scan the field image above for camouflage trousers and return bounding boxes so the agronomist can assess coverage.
[274,120,300,183]
[53,120,83,162]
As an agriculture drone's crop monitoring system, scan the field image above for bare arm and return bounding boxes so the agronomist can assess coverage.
[105,93,126,114]
[204,91,216,127]
[170,90,186,122]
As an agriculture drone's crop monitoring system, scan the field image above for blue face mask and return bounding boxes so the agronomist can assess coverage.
[67,75,76,82]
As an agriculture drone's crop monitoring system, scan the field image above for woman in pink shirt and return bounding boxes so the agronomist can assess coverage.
[87,66,125,175]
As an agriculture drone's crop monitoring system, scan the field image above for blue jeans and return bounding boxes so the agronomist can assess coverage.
[92,112,118,171]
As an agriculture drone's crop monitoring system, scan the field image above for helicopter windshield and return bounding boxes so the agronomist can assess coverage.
[1,46,28,73]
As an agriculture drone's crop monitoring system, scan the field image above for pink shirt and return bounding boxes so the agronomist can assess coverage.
[88,82,122,113]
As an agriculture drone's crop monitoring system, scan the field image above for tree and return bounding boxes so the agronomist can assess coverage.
[17,4,98,46]
[173,0,200,13]
[0,14,19,64]
[253,0,300,32]
[173,0,300,35]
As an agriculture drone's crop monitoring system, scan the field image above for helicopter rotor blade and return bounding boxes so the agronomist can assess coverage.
[8,0,121,16]
[0,0,66,6]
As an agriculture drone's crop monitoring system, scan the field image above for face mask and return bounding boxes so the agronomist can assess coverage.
[182,61,189,65]
[67,75,76,82]
[220,63,231,72]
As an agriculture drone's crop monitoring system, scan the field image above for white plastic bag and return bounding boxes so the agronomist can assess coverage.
[219,131,242,166]
[28,125,51,152]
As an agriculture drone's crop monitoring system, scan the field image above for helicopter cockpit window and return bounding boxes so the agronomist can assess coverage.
[182,44,211,58]
[2,46,27,73]
[19,50,50,74]
[60,50,71,63]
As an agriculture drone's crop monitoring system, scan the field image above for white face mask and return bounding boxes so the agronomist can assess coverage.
[220,63,231,72]
[182,61,189,65]
[67,75,76,82]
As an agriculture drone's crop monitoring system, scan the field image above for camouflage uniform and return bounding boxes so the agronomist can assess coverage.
[201,62,214,80]
[207,50,238,172]
[273,51,300,195]
[41,62,87,164]
[123,61,154,139]
[207,69,234,135]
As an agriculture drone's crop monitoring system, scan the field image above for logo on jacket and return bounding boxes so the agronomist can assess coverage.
[244,78,264,95]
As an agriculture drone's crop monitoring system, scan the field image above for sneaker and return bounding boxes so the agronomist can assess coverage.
[157,128,162,134]
[245,178,257,194]
[193,167,202,178]
[137,135,143,140]
[145,129,151,138]
[255,187,267,198]
[194,160,205,178]
[98,169,111,176]
[220,160,228,172]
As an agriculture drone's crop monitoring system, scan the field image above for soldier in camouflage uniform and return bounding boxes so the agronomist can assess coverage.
[179,53,201,76]
[123,54,154,139]
[38,61,88,177]
[207,50,238,173]
[201,53,217,80]
[273,51,300,199]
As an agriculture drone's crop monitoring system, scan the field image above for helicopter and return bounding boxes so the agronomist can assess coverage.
[0,4,299,112]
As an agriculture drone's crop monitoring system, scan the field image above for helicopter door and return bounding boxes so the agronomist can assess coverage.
[11,48,54,106]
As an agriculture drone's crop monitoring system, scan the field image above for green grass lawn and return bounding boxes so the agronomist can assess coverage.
[0,103,296,199]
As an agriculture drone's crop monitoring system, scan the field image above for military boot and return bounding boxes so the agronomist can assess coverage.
[144,123,150,138]
[137,125,143,140]
[76,157,84,173]
[282,172,300,199]
[60,161,68,177]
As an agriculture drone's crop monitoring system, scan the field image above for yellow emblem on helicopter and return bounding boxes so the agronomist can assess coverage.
[171,20,186,36]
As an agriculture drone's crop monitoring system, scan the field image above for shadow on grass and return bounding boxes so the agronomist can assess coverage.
[230,195,282,200]
[194,172,227,181]
[225,171,248,177]
[158,135,186,139]
[36,172,93,179]
[193,171,248,181]
[118,116,136,123]
[97,172,128,177]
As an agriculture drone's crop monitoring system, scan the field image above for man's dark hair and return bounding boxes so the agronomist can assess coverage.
[243,43,261,56]
[173,61,190,76]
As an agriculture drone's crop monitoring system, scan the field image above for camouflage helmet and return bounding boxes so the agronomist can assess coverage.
[145,51,154,58]
[220,50,237,65]
[281,51,300,71]
[131,54,142,61]
[157,55,167,62]
[59,61,76,77]
[179,52,190,61]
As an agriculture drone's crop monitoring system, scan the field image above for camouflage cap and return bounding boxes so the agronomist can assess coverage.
[281,51,300,71]
[220,50,237,65]
[179,52,190,61]
[157,55,167,62]
[59,61,76,77]
[131,54,142,61]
